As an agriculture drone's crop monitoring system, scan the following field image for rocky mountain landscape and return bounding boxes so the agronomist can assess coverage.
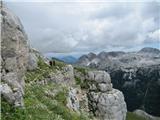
[1,3,127,120]
[1,2,160,120]
[76,47,160,118]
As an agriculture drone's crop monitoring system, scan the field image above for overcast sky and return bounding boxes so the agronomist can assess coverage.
[5,0,160,56]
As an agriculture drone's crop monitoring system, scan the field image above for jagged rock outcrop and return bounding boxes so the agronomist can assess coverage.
[1,3,29,107]
[67,87,80,111]
[86,71,127,120]
[76,48,160,117]
[67,87,89,113]
[27,48,50,71]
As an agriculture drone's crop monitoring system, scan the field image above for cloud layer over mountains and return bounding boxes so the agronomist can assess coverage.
[7,0,160,54]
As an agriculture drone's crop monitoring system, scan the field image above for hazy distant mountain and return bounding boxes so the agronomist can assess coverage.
[77,47,160,69]
[56,56,78,64]
[138,47,160,54]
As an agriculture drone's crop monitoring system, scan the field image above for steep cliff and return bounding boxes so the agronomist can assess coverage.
[110,65,160,116]
[1,2,29,107]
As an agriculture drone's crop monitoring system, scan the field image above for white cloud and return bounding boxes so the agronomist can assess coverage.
[6,0,160,54]
[148,29,160,42]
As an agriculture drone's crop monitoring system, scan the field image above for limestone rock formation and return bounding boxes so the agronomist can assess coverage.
[87,71,127,120]
[67,87,89,113]
[27,49,38,71]
[67,87,80,111]
[133,110,160,120]
[1,3,29,107]
[76,48,160,117]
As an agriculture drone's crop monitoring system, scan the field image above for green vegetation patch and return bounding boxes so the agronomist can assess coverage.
[74,67,87,75]
[1,97,26,120]
[1,83,90,120]
[25,57,54,83]
[25,57,67,83]
[51,57,66,69]
[126,112,146,120]
[75,77,92,90]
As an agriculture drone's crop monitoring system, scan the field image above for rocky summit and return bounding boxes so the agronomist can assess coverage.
[86,71,127,120]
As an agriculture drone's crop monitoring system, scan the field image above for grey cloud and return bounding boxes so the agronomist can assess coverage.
[92,3,132,19]
[6,1,160,54]
[141,2,160,21]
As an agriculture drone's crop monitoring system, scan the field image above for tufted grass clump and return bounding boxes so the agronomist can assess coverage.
[1,97,26,120]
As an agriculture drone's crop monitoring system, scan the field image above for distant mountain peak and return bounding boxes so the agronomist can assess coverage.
[77,47,160,68]
[138,47,160,54]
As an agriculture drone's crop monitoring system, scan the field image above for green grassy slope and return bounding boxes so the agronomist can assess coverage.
[1,83,89,120]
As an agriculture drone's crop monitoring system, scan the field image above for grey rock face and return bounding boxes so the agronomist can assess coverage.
[27,52,38,70]
[67,87,80,111]
[110,65,160,116]
[1,3,29,107]
[134,110,160,120]
[0,84,15,104]
[67,87,89,113]
[87,71,111,84]
[87,71,127,120]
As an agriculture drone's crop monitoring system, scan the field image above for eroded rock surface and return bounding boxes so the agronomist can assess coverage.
[87,71,127,120]
[1,3,29,107]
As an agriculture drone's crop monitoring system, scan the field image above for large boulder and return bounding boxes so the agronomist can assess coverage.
[1,3,29,107]
[27,52,38,71]
[87,71,127,120]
